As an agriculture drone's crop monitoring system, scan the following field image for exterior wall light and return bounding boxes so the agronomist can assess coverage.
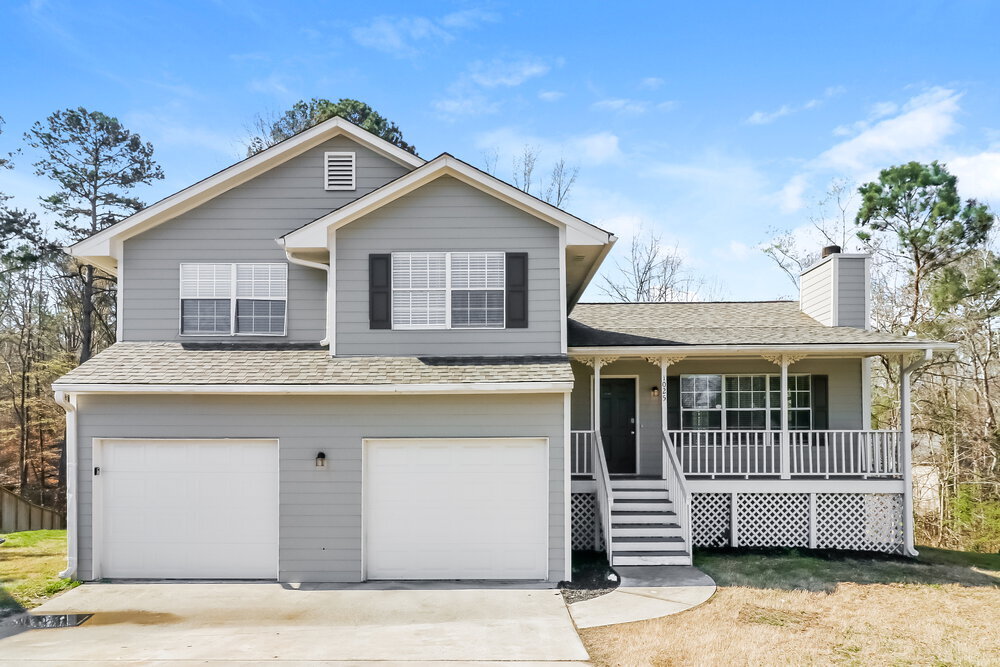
[651,386,660,398]
[315,451,327,468]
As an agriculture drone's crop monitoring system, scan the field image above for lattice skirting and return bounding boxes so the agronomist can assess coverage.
[571,492,601,551]
[692,492,905,553]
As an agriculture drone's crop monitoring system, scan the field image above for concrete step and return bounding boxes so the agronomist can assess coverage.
[613,489,671,501]
[612,536,686,552]
[611,499,674,513]
[610,478,668,490]
[611,523,683,539]
[612,551,692,566]
[610,510,677,524]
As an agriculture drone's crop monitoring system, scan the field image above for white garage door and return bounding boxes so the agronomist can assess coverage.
[99,439,279,579]
[365,438,549,580]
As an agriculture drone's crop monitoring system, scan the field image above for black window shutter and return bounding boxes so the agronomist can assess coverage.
[811,375,829,429]
[369,254,391,329]
[666,375,681,430]
[505,252,528,328]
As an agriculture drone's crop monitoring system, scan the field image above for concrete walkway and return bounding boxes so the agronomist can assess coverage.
[569,566,716,629]
[0,583,590,663]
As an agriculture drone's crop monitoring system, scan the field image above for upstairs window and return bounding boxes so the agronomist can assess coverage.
[180,263,287,336]
[390,251,505,330]
[323,151,356,191]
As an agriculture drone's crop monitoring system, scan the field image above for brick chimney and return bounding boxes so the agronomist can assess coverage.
[799,246,871,329]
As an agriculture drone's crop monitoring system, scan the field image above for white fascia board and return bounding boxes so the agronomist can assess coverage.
[568,237,616,308]
[568,342,957,357]
[70,117,425,266]
[280,155,613,251]
[800,252,870,277]
[52,381,574,395]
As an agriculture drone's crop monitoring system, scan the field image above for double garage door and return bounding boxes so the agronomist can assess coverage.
[98,438,549,581]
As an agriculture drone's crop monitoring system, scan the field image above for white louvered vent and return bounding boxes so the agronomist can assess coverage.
[324,151,356,191]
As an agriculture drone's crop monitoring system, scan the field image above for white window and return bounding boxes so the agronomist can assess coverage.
[680,374,812,430]
[180,263,287,336]
[324,151,356,191]
[391,251,505,330]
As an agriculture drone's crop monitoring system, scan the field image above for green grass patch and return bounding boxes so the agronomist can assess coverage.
[694,546,1000,592]
[0,529,78,612]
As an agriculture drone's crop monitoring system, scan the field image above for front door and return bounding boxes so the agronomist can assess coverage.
[600,378,637,474]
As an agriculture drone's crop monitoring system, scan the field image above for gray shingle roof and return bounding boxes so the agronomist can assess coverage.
[55,343,573,386]
[568,301,930,347]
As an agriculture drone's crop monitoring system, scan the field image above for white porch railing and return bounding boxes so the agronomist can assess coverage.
[670,430,782,477]
[571,430,593,475]
[592,430,614,562]
[669,429,903,479]
[789,430,902,477]
[661,431,692,553]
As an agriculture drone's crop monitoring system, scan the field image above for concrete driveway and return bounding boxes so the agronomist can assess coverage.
[0,582,589,663]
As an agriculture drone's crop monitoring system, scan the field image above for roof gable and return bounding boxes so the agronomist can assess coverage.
[280,153,614,251]
[70,117,425,273]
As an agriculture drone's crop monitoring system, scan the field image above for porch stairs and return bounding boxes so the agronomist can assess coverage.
[609,476,691,566]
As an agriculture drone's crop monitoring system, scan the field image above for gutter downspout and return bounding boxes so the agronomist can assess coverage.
[53,390,77,579]
[900,348,933,557]
[279,241,331,347]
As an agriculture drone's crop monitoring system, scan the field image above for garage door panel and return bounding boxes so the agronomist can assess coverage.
[366,438,549,580]
[100,440,278,579]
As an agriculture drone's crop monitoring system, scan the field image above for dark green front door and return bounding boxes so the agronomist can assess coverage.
[600,378,637,474]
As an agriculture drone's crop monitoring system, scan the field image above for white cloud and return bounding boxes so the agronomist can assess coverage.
[538,90,564,102]
[777,173,809,213]
[948,152,1000,205]
[473,127,621,167]
[247,74,291,97]
[577,132,622,164]
[433,94,499,117]
[592,98,648,114]
[351,10,496,57]
[468,58,550,88]
[639,76,664,90]
[817,87,961,172]
[745,86,845,125]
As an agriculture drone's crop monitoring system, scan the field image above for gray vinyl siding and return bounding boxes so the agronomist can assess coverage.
[571,357,865,475]
[836,257,868,329]
[335,176,562,356]
[799,260,834,326]
[74,392,567,583]
[121,136,411,343]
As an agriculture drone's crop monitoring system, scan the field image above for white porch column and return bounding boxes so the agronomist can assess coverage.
[780,358,791,479]
[899,349,931,557]
[593,356,601,434]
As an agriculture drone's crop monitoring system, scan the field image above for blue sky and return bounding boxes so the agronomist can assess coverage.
[2,0,999,299]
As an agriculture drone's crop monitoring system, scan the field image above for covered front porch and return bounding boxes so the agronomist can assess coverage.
[568,351,921,482]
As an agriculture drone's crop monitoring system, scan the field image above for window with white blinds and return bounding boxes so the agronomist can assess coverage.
[390,252,505,329]
[323,151,356,191]
[180,263,287,335]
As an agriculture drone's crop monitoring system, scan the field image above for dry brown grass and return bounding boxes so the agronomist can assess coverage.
[580,548,1000,666]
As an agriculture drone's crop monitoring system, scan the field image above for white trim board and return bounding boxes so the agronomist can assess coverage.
[569,343,955,357]
[53,381,575,395]
[69,117,425,272]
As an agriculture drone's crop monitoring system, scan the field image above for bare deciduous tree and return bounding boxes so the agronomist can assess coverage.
[600,227,720,302]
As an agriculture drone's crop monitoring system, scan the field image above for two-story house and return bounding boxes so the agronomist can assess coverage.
[53,117,951,584]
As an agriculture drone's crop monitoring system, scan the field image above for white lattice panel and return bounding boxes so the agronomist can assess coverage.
[571,492,599,551]
[737,493,810,547]
[816,493,904,553]
[692,493,731,547]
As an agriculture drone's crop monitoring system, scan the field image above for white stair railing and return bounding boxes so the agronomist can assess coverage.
[591,430,614,562]
[661,431,692,556]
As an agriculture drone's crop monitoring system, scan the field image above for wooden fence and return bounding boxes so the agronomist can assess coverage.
[0,486,64,533]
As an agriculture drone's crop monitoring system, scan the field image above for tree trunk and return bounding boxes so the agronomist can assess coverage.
[80,264,95,364]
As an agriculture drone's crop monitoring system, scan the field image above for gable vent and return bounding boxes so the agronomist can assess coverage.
[324,151,356,191]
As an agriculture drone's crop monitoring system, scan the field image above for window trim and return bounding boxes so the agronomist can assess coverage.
[679,373,812,431]
[179,262,288,337]
[390,251,506,331]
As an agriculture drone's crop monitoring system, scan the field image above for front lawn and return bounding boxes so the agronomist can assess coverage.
[579,547,1000,666]
[0,530,78,615]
